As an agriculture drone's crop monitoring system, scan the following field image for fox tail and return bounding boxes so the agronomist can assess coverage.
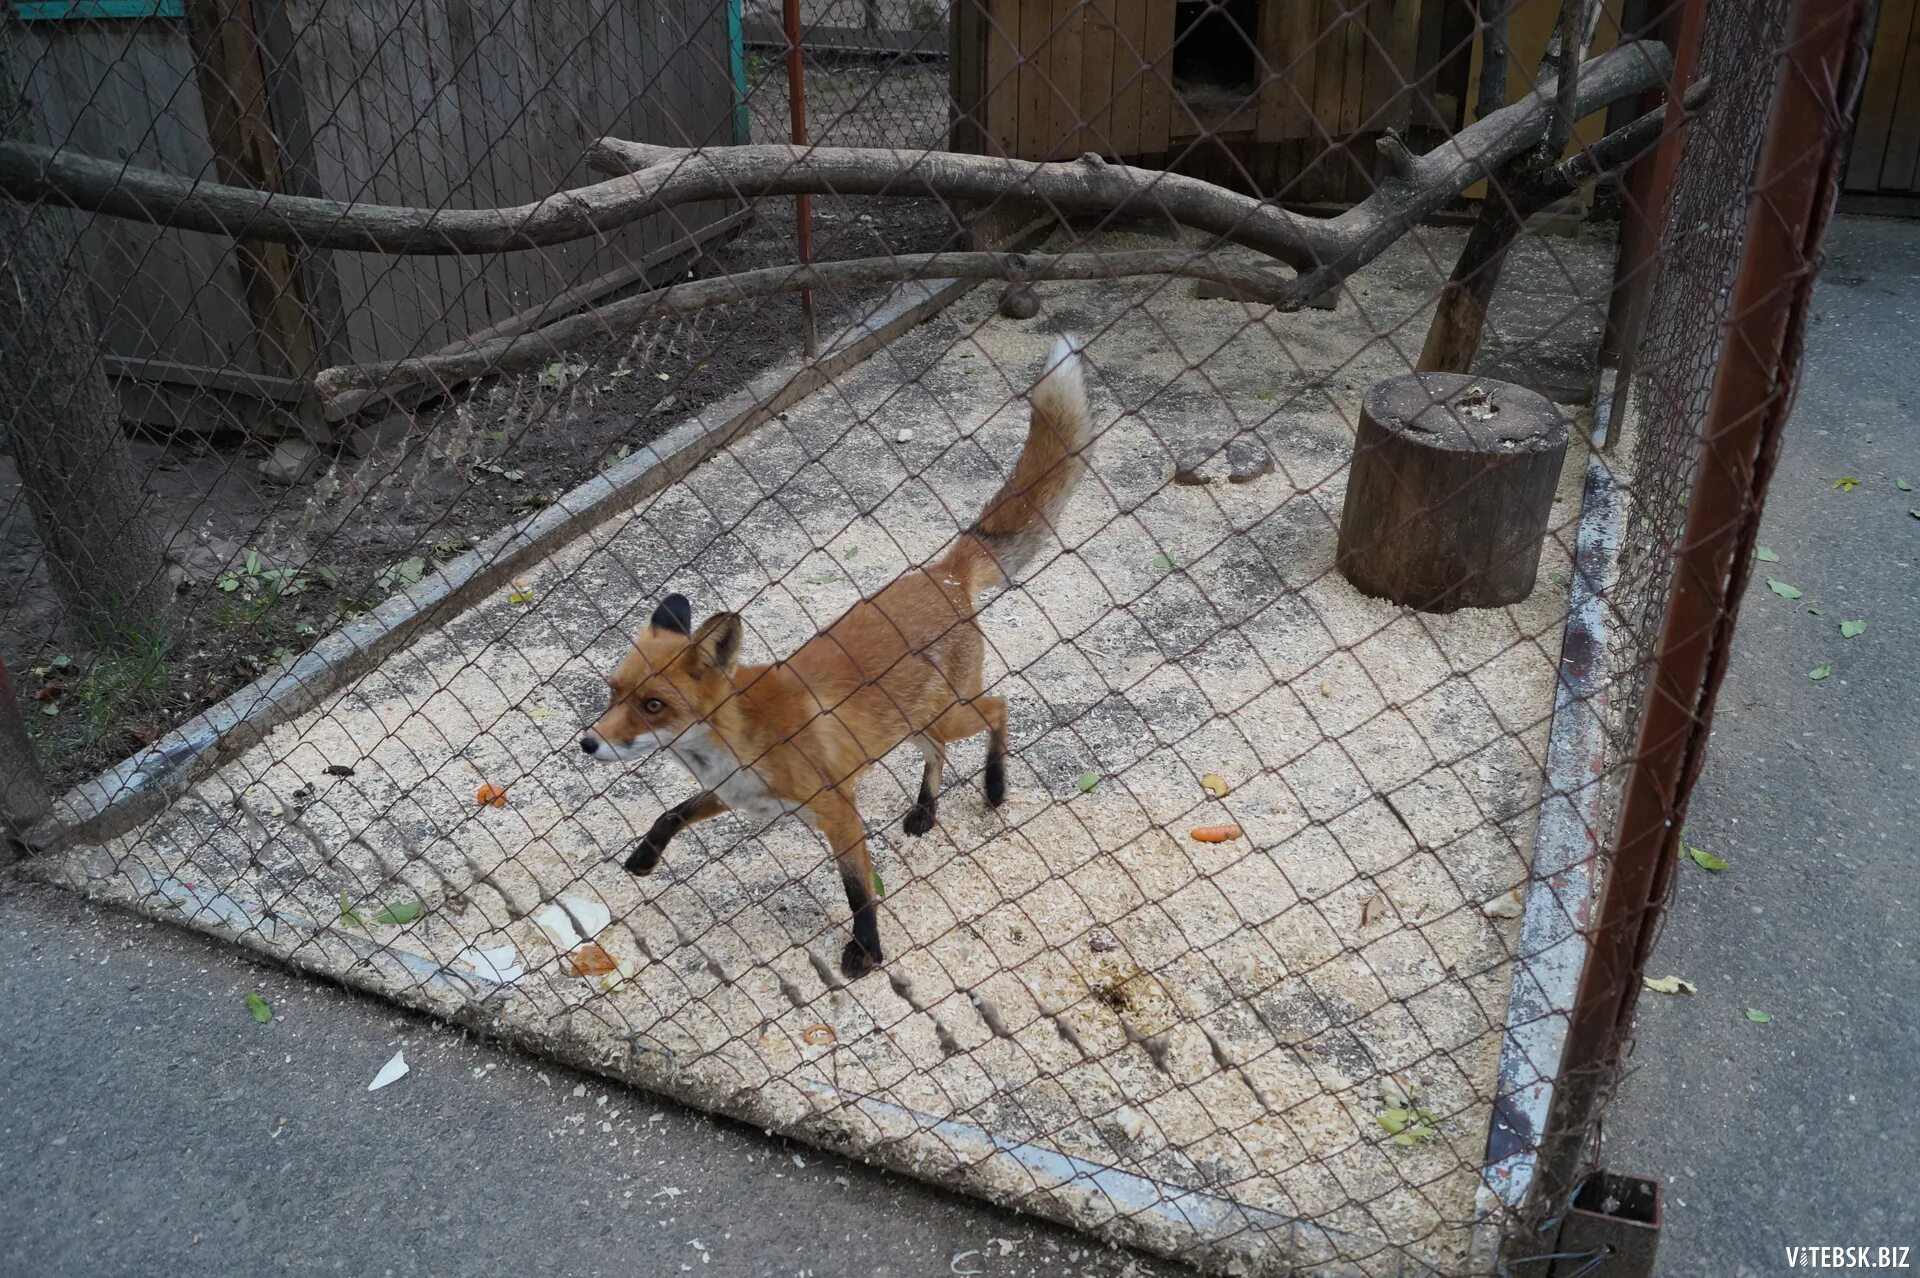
[944,334,1092,593]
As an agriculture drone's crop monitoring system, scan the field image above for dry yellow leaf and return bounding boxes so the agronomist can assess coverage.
[1200,773,1229,798]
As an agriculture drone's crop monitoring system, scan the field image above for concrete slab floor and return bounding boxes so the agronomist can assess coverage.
[1603,214,1920,1275]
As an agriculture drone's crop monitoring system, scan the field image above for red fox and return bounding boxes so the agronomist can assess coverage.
[581,336,1092,977]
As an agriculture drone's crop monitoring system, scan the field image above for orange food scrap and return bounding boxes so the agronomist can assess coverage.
[1189,823,1243,843]
[561,942,619,977]
[801,1023,836,1046]
[476,783,508,808]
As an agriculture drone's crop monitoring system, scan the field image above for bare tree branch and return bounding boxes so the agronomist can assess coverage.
[0,40,1670,276]
[1476,0,1511,124]
[1417,73,1709,376]
[314,250,1339,407]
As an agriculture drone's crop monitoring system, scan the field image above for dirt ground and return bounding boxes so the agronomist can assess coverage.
[1,54,954,791]
[42,221,1620,1273]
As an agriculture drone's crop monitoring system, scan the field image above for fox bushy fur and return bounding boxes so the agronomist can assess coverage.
[581,336,1091,976]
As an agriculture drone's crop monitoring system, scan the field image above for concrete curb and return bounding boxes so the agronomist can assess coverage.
[1471,378,1628,1265]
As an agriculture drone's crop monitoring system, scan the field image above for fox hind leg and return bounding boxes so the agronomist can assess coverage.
[903,734,945,836]
[928,695,1009,809]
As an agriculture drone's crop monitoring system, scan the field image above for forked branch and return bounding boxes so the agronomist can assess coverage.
[0,40,1673,409]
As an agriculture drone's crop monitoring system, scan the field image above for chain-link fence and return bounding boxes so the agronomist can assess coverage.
[0,0,1870,1271]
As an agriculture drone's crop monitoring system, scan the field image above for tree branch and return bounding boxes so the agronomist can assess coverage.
[1416,72,1710,376]
[313,250,1337,408]
[0,40,1669,277]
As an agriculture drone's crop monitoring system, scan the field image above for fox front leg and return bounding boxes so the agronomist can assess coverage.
[624,792,726,875]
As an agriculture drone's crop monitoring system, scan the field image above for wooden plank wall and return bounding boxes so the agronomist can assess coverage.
[6,22,265,379]
[1845,0,1920,204]
[969,0,1419,194]
[286,0,740,366]
[8,0,741,425]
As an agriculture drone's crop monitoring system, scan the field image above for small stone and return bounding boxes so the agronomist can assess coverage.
[1172,436,1225,486]
[895,428,914,444]
[344,410,413,459]
[1225,437,1274,484]
[1109,1105,1148,1143]
[997,282,1040,320]
[257,439,324,486]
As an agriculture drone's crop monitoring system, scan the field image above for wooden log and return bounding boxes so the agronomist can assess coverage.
[1337,372,1568,612]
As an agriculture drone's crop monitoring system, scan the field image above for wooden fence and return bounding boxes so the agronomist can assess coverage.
[7,0,747,439]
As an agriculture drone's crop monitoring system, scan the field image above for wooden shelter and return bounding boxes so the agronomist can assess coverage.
[6,0,749,439]
[948,0,1627,203]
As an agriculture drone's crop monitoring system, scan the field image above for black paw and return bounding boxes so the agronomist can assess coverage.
[840,936,882,978]
[623,838,665,875]
[902,801,936,837]
[984,757,1007,808]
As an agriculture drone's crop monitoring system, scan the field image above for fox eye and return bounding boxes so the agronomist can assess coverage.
[642,697,665,714]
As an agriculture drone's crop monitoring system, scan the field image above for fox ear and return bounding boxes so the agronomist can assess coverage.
[649,593,692,636]
[688,612,743,674]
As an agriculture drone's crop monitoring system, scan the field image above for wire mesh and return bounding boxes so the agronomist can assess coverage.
[0,0,1854,1271]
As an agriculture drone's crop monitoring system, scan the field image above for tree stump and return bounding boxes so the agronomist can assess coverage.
[1337,372,1568,612]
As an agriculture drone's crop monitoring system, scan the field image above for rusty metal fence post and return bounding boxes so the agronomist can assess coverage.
[1521,0,1877,1252]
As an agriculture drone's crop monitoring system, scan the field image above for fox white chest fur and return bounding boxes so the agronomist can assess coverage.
[668,724,802,826]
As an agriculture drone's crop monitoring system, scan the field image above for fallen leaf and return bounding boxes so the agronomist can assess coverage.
[1074,769,1100,794]
[1766,578,1802,599]
[1189,823,1243,843]
[246,992,273,1023]
[1643,975,1696,995]
[1200,773,1230,798]
[39,703,59,717]
[1753,546,1780,563]
[1150,552,1174,571]
[1745,1008,1772,1024]
[34,683,64,702]
[509,588,536,606]
[368,1050,409,1091]
[872,869,886,898]
[1482,888,1525,919]
[1832,477,1859,491]
[1897,478,1912,492]
[476,783,508,808]
[323,764,356,777]
[1359,893,1385,928]
[801,1023,836,1046]
[1911,508,1920,520]
[647,394,678,415]
[1807,605,1828,616]
[1375,1106,1439,1146]
[1839,619,1867,638]
[561,942,620,977]
[804,573,839,586]
[336,893,364,928]
[1808,663,1831,681]
[374,900,422,925]
[1686,846,1729,872]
